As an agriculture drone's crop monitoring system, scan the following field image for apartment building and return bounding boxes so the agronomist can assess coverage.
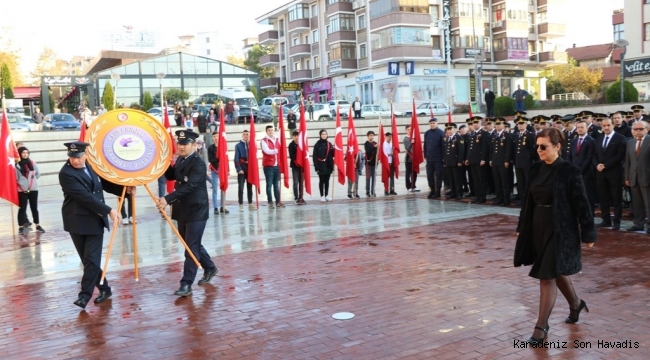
[621,0,650,100]
[256,0,567,111]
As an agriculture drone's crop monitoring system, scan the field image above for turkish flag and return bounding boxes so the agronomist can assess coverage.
[277,104,289,188]
[447,110,453,124]
[163,103,176,194]
[78,123,86,142]
[345,107,359,183]
[247,113,260,194]
[378,122,389,187]
[297,100,312,195]
[0,109,19,206]
[390,105,400,179]
[218,108,228,192]
[410,99,424,174]
[334,106,345,185]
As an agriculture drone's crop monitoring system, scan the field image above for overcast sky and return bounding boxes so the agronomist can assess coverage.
[2,0,624,79]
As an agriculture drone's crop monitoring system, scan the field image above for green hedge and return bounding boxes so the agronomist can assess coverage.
[494,96,515,117]
[606,80,639,103]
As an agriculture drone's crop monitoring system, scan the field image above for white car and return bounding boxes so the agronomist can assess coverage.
[360,105,405,118]
[405,102,451,117]
[291,103,332,121]
[147,107,175,122]
[328,100,351,117]
[22,116,41,131]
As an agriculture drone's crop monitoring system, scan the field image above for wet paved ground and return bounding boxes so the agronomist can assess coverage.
[0,178,649,359]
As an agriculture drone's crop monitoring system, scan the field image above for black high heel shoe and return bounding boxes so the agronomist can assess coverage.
[525,326,549,344]
[566,299,589,323]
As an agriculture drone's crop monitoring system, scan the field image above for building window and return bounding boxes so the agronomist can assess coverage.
[370,0,428,19]
[306,59,311,69]
[313,55,320,68]
[328,14,355,34]
[305,34,310,44]
[358,14,366,30]
[206,37,210,43]
[536,11,547,23]
[613,23,624,41]
[492,34,528,51]
[312,29,319,42]
[327,0,351,4]
[372,27,431,49]
[293,61,301,71]
[292,37,299,46]
[399,0,428,13]
[492,3,505,22]
[330,42,356,60]
[430,5,439,25]
[646,23,650,41]
[289,4,309,21]
[451,3,482,17]
[311,3,318,17]
[359,43,367,58]
[431,36,441,51]
[484,37,490,52]
[207,49,211,55]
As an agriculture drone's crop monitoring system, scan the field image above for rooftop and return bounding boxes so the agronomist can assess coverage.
[566,43,614,62]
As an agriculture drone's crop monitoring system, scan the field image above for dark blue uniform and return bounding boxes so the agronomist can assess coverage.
[490,130,513,205]
[466,129,490,203]
[443,133,465,199]
[514,130,538,202]
[424,126,445,197]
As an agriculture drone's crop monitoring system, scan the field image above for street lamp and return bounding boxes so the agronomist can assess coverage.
[615,39,629,104]
[111,72,121,109]
[156,72,166,109]
[438,18,453,111]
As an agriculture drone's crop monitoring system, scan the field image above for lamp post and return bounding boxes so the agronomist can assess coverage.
[438,18,452,111]
[111,72,121,109]
[615,39,629,104]
[156,72,166,109]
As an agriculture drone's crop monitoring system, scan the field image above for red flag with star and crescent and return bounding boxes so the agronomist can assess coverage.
[277,104,290,188]
[218,108,228,192]
[410,99,424,174]
[378,122,390,187]
[334,106,345,185]
[247,113,260,194]
[390,104,400,179]
[1,109,19,206]
[163,103,176,193]
[297,100,312,195]
[345,106,358,183]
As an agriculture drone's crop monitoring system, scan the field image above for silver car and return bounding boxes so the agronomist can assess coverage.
[405,102,451,117]
[6,114,31,132]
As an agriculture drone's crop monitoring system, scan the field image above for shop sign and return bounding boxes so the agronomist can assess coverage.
[356,74,374,83]
[423,69,448,76]
[624,57,650,77]
[469,69,524,77]
[464,48,482,58]
[280,82,302,91]
[329,60,341,72]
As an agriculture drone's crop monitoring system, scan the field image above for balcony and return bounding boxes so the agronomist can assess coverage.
[494,49,531,64]
[328,30,356,43]
[290,69,313,82]
[539,51,567,65]
[313,67,321,78]
[450,17,485,31]
[289,18,310,33]
[358,57,369,69]
[326,1,353,15]
[370,13,430,31]
[328,59,357,74]
[538,23,566,38]
[260,77,281,89]
[289,44,311,57]
[492,20,529,33]
[259,30,279,45]
[259,54,280,66]
[371,45,431,62]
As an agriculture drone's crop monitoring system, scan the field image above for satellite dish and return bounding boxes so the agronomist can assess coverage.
[615,39,629,47]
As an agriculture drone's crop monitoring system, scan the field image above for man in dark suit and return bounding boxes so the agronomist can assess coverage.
[625,122,650,233]
[59,141,127,309]
[489,117,512,205]
[513,116,538,205]
[157,130,218,297]
[465,116,489,203]
[612,111,632,138]
[424,118,445,198]
[594,118,626,230]
[569,120,597,214]
[443,123,465,199]
[484,88,496,117]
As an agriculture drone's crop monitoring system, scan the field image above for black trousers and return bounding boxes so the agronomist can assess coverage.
[119,193,133,218]
[354,110,361,118]
[71,233,111,300]
[237,172,253,204]
[292,167,304,200]
[365,165,376,194]
[469,164,486,200]
[178,220,215,286]
[508,163,515,195]
[597,170,623,222]
[486,104,494,117]
[18,191,39,225]
[515,166,530,199]
[426,160,444,191]
[318,173,331,196]
[444,166,462,197]
[405,162,417,190]
[486,166,495,193]
[492,165,511,203]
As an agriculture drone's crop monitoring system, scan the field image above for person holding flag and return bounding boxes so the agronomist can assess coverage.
[364,131,378,197]
[289,131,306,204]
[217,109,230,214]
[313,129,335,202]
[234,129,254,210]
[382,131,397,196]
[247,113,262,209]
[390,104,401,183]
[407,99,424,193]
[277,103,290,189]
[1,108,20,225]
[296,96,313,196]
[261,125,284,208]
[345,108,361,199]
[334,106,346,186]
[403,125,420,192]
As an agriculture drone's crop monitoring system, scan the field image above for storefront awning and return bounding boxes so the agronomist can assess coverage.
[13,87,41,99]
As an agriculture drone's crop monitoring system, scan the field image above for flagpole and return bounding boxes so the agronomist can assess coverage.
[10,202,16,236]
[374,115,381,196]
[410,96,416,195]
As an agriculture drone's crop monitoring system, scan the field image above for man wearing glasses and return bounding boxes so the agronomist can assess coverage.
[625,122,650,234]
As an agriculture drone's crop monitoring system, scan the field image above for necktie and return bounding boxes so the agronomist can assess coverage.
[603,136,609,149]
[81,167,92,180]
[577,138,583,153]
[637,139,642,156]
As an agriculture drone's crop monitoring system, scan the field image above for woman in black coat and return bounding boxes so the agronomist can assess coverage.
[514,127,596,344]
[313,129,334,201]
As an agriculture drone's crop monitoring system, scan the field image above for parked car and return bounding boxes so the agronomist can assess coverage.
[237,106,259,123]
[22,116,41,131]
[360,105,405,118]
[293,103,332,122]
[404,102,451,117]
[147,107,175,122]
[328,100,351,117]
[6,114,31,132]
[43,113,82,130]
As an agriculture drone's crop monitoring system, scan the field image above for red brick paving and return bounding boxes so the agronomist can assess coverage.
[0,214,648,359]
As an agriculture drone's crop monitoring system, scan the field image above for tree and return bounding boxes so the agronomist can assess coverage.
[546,78,565,98]
[142,91,154,111]
[243,44,275,79]
[0,51,24,86]
[550,57,602,94]
[494,96,515,117]
[226,54,246,68]
[102,81,115,110]
[0,63,13,97]
[30,47,69,84]
[606,80,639,103]
[164,88,190,104]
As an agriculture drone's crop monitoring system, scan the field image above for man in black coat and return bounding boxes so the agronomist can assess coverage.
[443,123,465,199]
[59,141,127,309]
[158,130,218,297]
[423,118,445,198]
[612,111,632,138]
[569,121,597,214]
[513,116,538,205]
[489,118,512,205]
[364,131,378,197]
[465,116,489,203]
[594,118,626,230]
[484,88,496,117]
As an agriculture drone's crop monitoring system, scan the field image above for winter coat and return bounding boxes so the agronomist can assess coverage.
[312,139,334,174]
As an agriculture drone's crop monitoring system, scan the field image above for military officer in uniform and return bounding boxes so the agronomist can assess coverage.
[443,123,465,199]
[489,117,512,205]
[624,111,635,125]
[562,114,577,160]
[465,116,489,203]
[631,104,645,122]
[157,130,218,297]
[59,141,129,309]
[579,110,603,140]
[513,116,538,206]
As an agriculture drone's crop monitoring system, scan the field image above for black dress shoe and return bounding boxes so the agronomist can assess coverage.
[525,326,549,345]
[174,284,192,297]
[596,221,612,228]
[476,198,486,204]
[73,297,89,309]
[627,226,644,232]
[198,267,218,285]
[470,198,478,204]
[427,191,434,199]
[433,192,441,198]
[94,290,112,304]
[492,200,503,205]
[612,222,620,230]
[220,207,229,214]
